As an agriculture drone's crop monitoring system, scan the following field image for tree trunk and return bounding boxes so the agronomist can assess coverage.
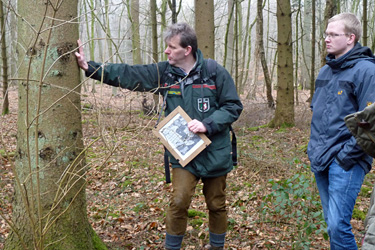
[239,0,252,93]
[5,0,106,249]
[195,0,214,59]
[269,0,294,128]
[362,0,368,46]
[151,0,160,112]
[0,0,9,115]
[158,0,168,61]
[309,0,316,102]
[300,0,312,90]
[223,0,234,73]
[256,0,274,108]
[129,0,141,64]
[294,0,300,105]
[320,0,337,66]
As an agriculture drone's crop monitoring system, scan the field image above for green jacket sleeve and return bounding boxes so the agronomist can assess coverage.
[85,61,167,93]
[201,64,243,136]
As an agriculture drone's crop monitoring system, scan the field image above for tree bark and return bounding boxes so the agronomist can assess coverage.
[256,0,274,108]
[195,0,214,59]
[320,0,337,66]
[0,0,9,115]
[223,0,234,73]
[5,0,106,249]
[309,0,316,102]
[269,0,294,128]
[362,0,368,46]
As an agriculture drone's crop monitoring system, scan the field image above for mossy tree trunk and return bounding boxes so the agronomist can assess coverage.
[4,0,106,249]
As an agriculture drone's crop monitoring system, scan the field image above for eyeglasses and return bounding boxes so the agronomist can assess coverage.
[323,33,349,39]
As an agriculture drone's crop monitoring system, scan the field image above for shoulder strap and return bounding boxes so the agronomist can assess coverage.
[204,59,238,167]
[230,126,238,166]
[203,58,217,82]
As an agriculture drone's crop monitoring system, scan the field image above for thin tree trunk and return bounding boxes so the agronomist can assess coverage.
[239,0,252,93]
[223,0,234,73]
[158,0,168,61]
[309,0,316,103]
[151,0,159,112]
[320,0,337,67]
[168,0,182,24]
[363,0,368,46]
[294,0,300,105]
[257,0,274,108]
[0,0,9,115]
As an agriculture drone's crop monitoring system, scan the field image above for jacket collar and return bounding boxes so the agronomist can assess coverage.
[167,49,204,77]
[326,43,375,72]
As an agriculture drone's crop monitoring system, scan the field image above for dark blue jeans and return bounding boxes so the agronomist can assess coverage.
[315,160,365,250]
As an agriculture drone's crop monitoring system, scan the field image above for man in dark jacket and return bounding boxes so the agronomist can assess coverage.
[307,13,375,249]
[75,23,243,249]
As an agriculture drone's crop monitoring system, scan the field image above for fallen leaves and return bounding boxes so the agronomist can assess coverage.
[1,86,373,249]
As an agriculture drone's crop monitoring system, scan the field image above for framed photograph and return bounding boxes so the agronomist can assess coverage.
[153,106,211,167]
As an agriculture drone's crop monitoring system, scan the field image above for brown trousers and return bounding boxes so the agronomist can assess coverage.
[166,167,227,235]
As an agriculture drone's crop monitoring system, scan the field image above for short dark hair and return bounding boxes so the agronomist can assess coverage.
[164,23,198,57]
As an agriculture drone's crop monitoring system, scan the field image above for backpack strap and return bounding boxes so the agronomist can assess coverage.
[203,58,217,82]
[230,126,238,166]
[155,62,173,183]
[203,59,238,167]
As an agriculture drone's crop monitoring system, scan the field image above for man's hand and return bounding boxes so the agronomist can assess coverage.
[188,119,207,133]
[75,39,89,71]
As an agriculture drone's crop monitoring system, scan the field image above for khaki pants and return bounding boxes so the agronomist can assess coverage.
[166,167,227,235]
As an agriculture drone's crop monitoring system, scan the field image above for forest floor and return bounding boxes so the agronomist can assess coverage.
[1,84,374,249]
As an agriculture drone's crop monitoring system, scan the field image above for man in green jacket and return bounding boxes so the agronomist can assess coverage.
[75,23,243,249]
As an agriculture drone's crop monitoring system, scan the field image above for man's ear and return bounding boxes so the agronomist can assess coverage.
[185,46,192,56]
[347,34,356,45]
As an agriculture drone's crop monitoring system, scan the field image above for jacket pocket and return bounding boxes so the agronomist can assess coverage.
[196,142,232,175]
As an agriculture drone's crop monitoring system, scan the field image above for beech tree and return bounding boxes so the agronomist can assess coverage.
[4,0,105,249]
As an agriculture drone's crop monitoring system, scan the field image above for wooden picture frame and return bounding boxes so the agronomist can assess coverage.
[153,106,211,167]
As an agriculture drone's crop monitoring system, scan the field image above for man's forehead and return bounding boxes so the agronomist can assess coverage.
[167,35,180,42]
[166,35,181,45]
[326,21,345,31]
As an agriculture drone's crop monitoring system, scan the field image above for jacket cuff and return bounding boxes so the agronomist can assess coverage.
[202,117,218,136]
[335,155,354,171]
[85,61,98,78]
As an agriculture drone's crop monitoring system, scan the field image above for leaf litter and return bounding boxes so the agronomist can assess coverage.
[1,84,374,249]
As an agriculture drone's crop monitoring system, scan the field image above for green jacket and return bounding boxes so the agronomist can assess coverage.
[345,103,375,158]
[85,50,243,178]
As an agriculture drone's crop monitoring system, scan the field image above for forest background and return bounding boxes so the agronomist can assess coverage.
[1,0,375,249]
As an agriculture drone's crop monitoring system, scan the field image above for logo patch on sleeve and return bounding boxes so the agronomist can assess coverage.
[198,98,210,112]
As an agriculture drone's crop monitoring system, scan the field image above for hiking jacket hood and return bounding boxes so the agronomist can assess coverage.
[85,50,243,178]
[308,43,375,173]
